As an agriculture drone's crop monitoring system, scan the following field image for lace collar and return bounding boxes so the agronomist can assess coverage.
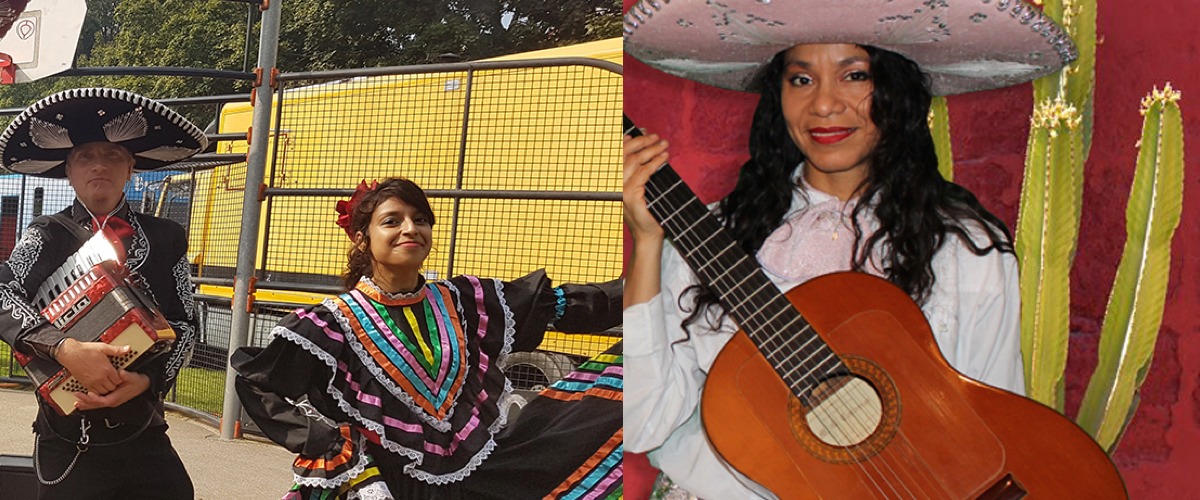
[784,164,880,219]
[354,275,426,306]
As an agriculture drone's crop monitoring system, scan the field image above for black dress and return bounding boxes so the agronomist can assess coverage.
[233,271,621,499]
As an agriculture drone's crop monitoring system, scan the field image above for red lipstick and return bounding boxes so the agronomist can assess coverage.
[809,127,855,145]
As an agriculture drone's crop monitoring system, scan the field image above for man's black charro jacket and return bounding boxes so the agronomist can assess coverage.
[0,198,198,442]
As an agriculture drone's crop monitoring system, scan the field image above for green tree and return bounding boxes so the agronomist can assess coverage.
[0,0,619,111]
[278,0,621,67]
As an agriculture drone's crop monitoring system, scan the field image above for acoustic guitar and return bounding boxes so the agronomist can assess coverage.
[626,115,1127,499]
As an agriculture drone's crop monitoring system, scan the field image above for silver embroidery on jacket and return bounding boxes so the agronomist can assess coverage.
[7,228,42,286]
[126,213,150,272]
[0,281,44,328]
[162,320,195,390]
[172,256,195,321]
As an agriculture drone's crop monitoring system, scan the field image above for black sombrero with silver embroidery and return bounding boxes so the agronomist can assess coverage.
[0,88,209,178]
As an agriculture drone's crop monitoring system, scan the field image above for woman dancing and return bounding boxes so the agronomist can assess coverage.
[234,177,622,499]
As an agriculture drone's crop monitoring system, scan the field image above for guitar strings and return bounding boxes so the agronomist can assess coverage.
[647,179,906,499]
[646,170,955,500]
[630,123,949,499]
[645,174,908,497]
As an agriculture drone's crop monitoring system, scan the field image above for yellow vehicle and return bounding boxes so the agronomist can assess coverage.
[163,38,622,391]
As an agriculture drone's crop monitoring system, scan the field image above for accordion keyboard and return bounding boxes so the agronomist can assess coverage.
[32,229,122,311]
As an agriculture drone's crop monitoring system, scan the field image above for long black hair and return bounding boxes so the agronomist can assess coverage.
[682,45,1013,330]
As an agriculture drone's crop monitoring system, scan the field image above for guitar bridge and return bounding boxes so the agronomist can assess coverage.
[976,474,1027,500]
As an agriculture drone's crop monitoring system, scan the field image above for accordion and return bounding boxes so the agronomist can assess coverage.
[14,229,176,415]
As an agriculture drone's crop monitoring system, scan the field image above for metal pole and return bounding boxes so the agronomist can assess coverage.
[446,69,475,277]
[243,3,253,73]
[16,175,24,239]
[220,0,282,440]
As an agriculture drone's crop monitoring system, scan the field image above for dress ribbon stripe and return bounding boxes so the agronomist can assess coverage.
[425,284,468,403]
[294,309,344,343]
[336,297,440,415]
[419,296,446,381]
[552,377,623,392]
[367,297,432,372]
[545,429,624,500]
[382,414,423,433]
[399,303,438,370]
[539,388,623,402]
[349,291,437,388]
[560,365,622,383]
[571,448,623,500]
[465,276,491,381]
[421,407,483,456]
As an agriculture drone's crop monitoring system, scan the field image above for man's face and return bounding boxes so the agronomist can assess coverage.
[65,142,134,212]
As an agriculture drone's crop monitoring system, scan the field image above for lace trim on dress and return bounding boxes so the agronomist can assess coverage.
[492,278,517,359]
[402,435,497,485]
[359,276,425,304]
[275,324,427,468]
[320,299,458,431]
[291,432,374,490]
[347,481,394,500]
[493,377,515,429]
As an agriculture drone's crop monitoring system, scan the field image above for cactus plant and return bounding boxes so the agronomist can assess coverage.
[1009,0,1184,454]
[1016,98,1085,410]
[928,96,953,181]
[1075,85,1184,452]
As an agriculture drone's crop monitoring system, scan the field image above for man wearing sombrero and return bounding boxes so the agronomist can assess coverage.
[0,88,205,498]
[624,0,1125,499]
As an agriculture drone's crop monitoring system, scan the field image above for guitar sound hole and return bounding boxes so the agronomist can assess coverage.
[788,356,900,464]
[803,375,883,447]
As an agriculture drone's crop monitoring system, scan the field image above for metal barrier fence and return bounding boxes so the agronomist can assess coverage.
[0,56,622,423]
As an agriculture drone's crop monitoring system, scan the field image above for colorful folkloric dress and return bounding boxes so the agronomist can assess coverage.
[479,341,624,499]
[233,270,621,500]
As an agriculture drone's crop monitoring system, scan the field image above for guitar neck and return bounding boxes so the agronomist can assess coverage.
[626,115,847,391]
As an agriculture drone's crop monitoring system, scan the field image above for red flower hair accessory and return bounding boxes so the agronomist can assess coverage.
[335,180,378,239]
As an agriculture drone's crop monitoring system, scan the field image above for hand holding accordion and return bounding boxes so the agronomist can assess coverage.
[13,229,176,415]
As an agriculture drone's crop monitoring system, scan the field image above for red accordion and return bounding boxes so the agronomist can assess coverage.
[14,230,175,415]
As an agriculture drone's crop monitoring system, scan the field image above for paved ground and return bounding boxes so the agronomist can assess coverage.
[0,387,296,499]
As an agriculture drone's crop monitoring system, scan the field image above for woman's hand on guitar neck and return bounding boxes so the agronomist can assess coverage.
[623,132,668,242]
[623,131,668,308]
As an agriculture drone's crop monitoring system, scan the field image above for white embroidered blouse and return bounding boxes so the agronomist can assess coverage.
[623,181,1024,499]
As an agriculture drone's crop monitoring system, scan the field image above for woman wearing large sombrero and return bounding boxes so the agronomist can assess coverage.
[624,1,1122,499]
[0,88,204,499]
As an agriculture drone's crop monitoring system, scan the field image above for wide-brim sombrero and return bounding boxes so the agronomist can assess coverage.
[0,88,209,178]
[623,0,1078,96]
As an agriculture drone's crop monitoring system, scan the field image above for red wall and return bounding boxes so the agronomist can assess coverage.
[623,1,1200,498]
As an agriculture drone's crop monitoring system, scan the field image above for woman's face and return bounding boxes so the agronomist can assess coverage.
[780,44,879,185]
[360,197,433,276]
